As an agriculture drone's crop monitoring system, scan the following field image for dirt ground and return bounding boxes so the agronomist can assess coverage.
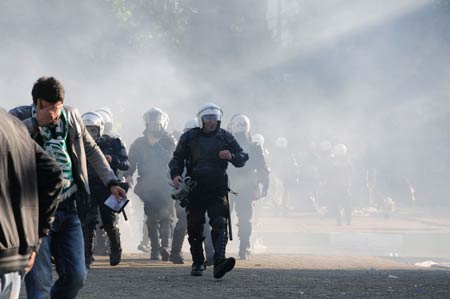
[18,211,450,298]
[19,253,450,299]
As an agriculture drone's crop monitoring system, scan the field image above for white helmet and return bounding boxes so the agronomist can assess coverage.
[197,103,223,128]
[82,111,105,139]
[183,118,198,132]
[143,107,169,132]
[227,114,251,134]
[252,133,265,147]
[95,107,113,134]
[333,143,347,156]
[275,137,288,148]
[318,140,332,153]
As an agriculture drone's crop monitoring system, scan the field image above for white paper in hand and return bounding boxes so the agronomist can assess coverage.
[104,194,129,213]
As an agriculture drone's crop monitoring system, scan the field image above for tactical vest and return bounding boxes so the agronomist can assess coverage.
[185,129,231,191]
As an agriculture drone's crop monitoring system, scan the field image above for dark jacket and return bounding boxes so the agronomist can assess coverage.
[9,105,119,195]
[169,127,248,192]
[88,134,129,189]
[0,108,64,274]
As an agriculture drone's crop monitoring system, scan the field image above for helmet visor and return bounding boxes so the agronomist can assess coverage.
[198,107,222,121]
[146,122,163,132]
[201,114,219,122]
[86,126,100,139]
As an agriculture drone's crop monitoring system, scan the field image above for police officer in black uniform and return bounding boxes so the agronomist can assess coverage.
[169,103,248,278]
[227,114,269,260]
[81,111,130,268]
[125,108,176,261]
[169,118,215,265]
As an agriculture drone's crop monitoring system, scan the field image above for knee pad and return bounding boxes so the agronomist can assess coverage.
[211,216,227,230]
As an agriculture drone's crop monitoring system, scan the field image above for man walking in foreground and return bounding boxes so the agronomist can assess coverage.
[10,76,126,299]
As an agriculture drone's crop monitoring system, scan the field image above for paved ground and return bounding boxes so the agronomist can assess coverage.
[18,210,450,298]
[19,253,450,298]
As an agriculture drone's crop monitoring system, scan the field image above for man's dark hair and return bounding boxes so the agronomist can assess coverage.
[31,76,65,104]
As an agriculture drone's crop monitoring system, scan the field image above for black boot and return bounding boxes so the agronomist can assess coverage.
[106,227,122,266]
[189,236,205,276]
[213,257,236,279]
[211,216,235,278]
[191,262,207,276]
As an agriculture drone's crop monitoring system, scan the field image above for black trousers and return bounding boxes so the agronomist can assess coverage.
[186,190,229,263]
[84,188,117,229]
[81,187,119,262]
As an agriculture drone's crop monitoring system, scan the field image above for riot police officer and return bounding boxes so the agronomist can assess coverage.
[227,114,270,260]
[169,103,248,278]
[169,118,215,265]
[125,108,176,261]
[81,111,130,267]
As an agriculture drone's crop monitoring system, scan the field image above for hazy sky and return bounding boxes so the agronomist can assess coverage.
[1,0,450,205]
